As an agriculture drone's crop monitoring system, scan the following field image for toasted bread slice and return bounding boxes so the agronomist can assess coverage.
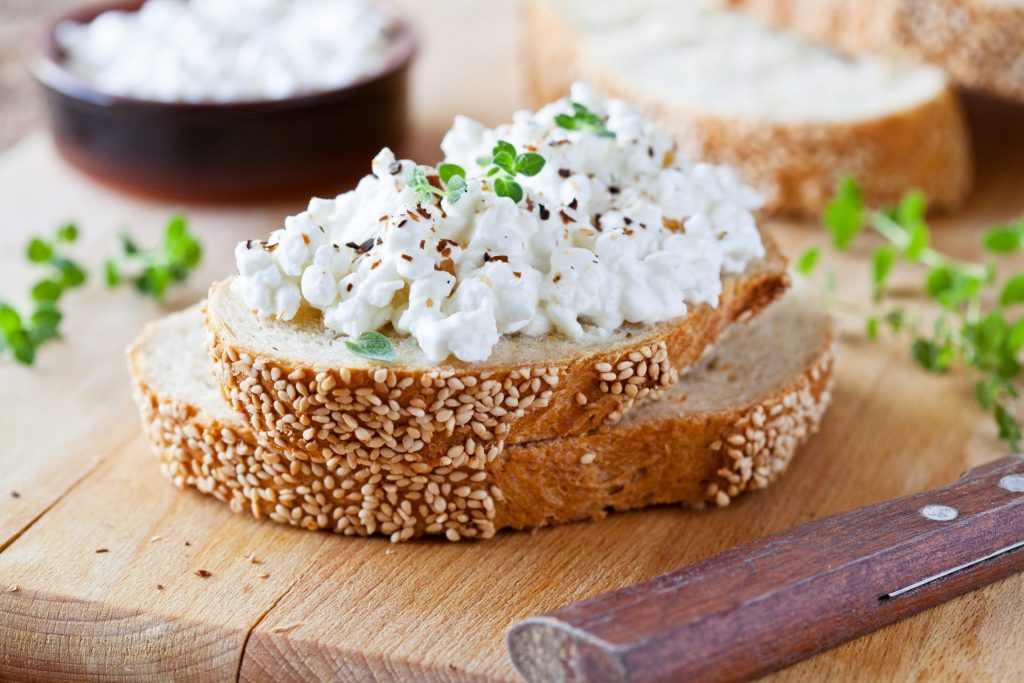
[129,292,835,542]
[203,236,788,471]
[731,0,1024,102]
[523,0,972,214]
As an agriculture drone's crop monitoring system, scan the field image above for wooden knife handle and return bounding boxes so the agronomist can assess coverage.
[507,456,1024,683]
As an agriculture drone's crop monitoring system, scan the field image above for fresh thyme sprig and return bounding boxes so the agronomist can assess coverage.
[0,224,86,365]
[407,163,467,207]
[476,140,545,203]
[104,213,202,303]
[800,176,1024,447]
[555,101,615,138]
[345,330,394,362]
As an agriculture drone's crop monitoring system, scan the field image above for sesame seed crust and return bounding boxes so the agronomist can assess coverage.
[522,0,972,214]
[202,237,788,472]
[131,383,502,543]
[128,292,834,543]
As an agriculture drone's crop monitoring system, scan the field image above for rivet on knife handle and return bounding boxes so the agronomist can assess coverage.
[507,455,1024,683]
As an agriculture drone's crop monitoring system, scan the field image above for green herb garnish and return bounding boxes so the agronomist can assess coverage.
[105,213,202,302]
[407,163,467,207]
[345,330,395,362]
[477,140,546,203]
[554,101,615,138]
[0,224,86,365]
[801,175,1024,448]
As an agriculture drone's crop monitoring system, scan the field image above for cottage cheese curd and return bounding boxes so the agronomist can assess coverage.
[232,83,766,363]
[55,0,396,102]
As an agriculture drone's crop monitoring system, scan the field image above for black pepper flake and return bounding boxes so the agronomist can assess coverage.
[608,186,620,194]
[195,569,212,578]
[568,198,578,210]
[419,239,426,249]
[553,273,562,283]
[559,210,573,225]
[95,548,109,554]
[647,146,654,157]
[558,168,571,178]
[10,491,19,498]
[387,161,402,175]
[245,239,253,249]
[624,217,633,226]
[156,584,164,590]
[346,283,354,292]
[483,253,509,263]
[397,219,408,228]
[538,204,550,221]
[184,541,191,547]
[346,238,375,254]
[401,254,413,262]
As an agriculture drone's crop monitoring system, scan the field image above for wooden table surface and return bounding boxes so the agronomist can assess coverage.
[1,1,1024,681]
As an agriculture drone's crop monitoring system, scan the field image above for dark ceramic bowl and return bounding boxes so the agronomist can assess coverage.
[34,0,416,202]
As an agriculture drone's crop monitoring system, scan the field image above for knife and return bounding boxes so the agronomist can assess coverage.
[507,455,1024,683]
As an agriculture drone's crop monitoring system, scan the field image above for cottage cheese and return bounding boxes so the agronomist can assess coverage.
[232,83,766,363]
[55,0,397,102]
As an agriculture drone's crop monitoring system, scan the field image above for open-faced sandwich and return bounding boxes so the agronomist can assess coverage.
[129,84,835,542]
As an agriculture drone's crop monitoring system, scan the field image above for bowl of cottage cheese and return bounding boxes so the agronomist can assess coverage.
[34,0,416,201]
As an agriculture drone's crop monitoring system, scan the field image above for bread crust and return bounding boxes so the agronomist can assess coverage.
[129,299,836,542]
[522,0,973,214]
[204,240,788,472]
[733,0,1024,103]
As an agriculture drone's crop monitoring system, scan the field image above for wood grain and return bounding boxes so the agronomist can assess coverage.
[507,456,1024,683]
[0,1,1023,681]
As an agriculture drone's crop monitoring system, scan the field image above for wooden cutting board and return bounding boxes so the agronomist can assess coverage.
[2,2,1024,680]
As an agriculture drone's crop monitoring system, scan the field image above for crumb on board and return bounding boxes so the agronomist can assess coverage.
[156,584,164,590]
[269,623,301,634]
[149,535,161,543]
[195,569,212,578]
[246,554,260,565]
[95,548,109,554]
[6,585,18,593]
[258,571,270,580]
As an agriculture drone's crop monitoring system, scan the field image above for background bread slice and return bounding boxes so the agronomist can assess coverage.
[522,0,973,214]
[731,0,1024,103]
[129,292,836,542]
[204,238,788,472]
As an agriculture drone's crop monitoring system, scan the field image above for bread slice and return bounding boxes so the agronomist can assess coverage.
[522,0,973,214]
[203,236,788,472]
[731,0,1024,103]
[129,292,835,542]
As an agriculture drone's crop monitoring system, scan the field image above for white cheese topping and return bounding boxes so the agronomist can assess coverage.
[55,0,397,102]
[232,83,766,363]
